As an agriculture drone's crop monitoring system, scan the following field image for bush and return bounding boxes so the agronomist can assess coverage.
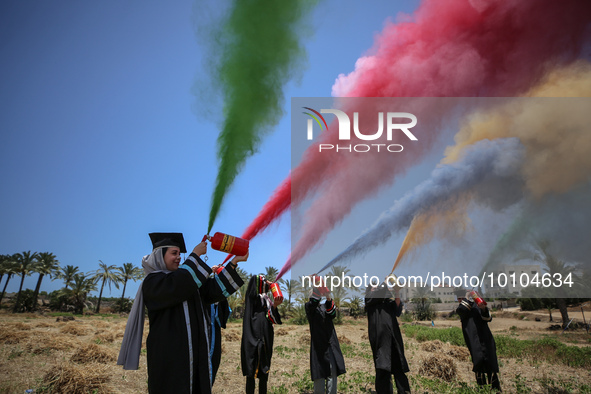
[413,300,436,321]
[13,289,36,313]
[112,298,133,313]
[290,304,308,325]
[48,290,71,312]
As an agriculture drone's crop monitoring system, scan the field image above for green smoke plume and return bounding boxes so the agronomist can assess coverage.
[202,0,318,233]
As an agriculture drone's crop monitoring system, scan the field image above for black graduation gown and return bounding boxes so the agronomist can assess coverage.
[241,275,282,378]
[205,298,231,385]
[143,253,244,394]
[457,300,499,373]
[365,285,409,374]
[305,297,347,380]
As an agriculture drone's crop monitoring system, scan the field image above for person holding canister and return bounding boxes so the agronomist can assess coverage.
[365,279,410,394]
[305,277,346,394]
[457,291,501,392]
[118,232,246,394]
[241,274,283,394]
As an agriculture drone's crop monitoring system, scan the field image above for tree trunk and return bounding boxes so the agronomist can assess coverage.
[96,279,105,313]
[13,273,26,313]
[32,274,44,311]
[556,298,570,328]
[120,279,128,302]
[547,306,553,322]
[0,273,12,304]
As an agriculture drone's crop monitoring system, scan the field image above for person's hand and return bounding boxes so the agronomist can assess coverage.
[273,297,283,308]
[211,265,220,272]
[233,251,249,263]
[192,242,207,257]
[478,303,487,311]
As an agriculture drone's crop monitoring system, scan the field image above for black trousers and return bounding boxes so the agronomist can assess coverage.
[375,368,410,394]
[246,373,268,394]
[476,372,502,392]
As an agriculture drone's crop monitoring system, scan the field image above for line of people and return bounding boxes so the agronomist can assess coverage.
[117,232,500,393]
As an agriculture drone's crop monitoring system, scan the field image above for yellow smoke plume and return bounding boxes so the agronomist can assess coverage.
[444,61,591,198]
[391,196,472,273]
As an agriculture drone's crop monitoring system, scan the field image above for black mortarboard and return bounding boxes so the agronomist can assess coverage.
[149,233,187,253]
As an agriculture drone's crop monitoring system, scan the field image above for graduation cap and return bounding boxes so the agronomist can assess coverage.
[149,233,187,253]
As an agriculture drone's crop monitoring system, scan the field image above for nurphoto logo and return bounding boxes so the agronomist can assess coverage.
[303,107,418,153]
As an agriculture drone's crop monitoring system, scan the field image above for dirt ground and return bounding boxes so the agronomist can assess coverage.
[0,306,589,393]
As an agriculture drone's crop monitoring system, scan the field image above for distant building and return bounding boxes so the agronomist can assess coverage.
[398,281,457,303]
[483,263,542,297]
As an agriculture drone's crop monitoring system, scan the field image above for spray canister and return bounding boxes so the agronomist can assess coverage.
[202,232,249,256]
[469,290,487,307]
[311,275,329,296]
[270,282,284,303]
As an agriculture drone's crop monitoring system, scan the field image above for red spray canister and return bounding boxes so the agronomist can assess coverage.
[469,290,487,307]
[202,232,249,256]
[270,282,284,303]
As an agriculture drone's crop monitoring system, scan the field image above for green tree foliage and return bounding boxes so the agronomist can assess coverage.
[264,266,279,283]
[91,261,121,313]
[411,286,436,321]
[343,296,365,319]
[64,273,98,314]
[278,278,301,316]
[0,255,18,305]
[57,265,80,290]
[32,252,60,311]
[117,262,143,301]
[532,240,579,328]
[13,251,39,313]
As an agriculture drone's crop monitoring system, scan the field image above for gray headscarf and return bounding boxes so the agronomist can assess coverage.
[117,247,171,370]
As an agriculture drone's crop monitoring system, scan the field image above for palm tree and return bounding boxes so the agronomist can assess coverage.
[13,251,39,313]
[91,260,121,313]
[411,285,436,321]
[65,273,98,314]
[264,266,279,283]
[57,265,80,290]
[328,265,353,307]
[279,278,301,312]
[0,254,8,284]
[117,263,143,301]
[532,240,578,328]
[0,255,19,305]
[32,252,60,310]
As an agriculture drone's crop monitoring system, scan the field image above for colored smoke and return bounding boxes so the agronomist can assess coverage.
[316,138,526,273]
[267,0,591,275]
[200,0,318,233]
[394,63,591,274]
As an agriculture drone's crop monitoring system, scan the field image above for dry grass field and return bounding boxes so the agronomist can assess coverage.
[0,307,590,393]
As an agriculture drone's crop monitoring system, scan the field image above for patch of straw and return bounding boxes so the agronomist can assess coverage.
[41,363,111,393]
[70,344,116,364]
[0,331,29,344]
[418,354,457,382]
[60,324,90,336]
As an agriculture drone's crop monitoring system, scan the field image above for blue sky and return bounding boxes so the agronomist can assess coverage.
[0,0,427,297]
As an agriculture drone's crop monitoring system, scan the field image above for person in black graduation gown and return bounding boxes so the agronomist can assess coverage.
[241,274,283,394]
[365,281,410,394]
[305,281,346,394]
[457,296,501,391]
[117,232,245,394]
[206,265,233,385]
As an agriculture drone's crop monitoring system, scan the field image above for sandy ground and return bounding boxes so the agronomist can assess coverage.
[0,307,589,393]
